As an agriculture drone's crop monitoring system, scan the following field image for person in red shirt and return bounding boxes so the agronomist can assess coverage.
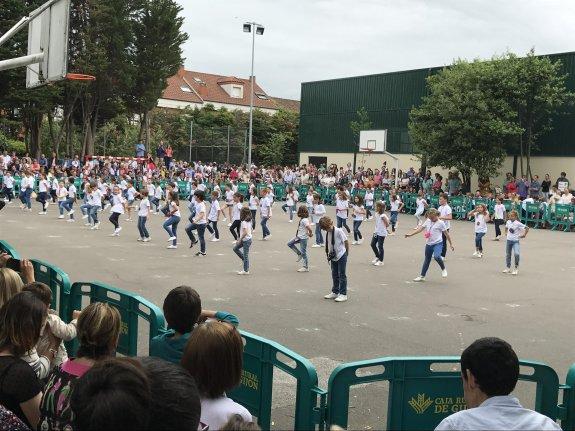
[505,177,518,195]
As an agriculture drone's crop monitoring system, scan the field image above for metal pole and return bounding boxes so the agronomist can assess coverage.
[0,52,44,72]
[0,0,62,48]
[247,23,255,170]
[189,120,193,163]
[227,125,231,163]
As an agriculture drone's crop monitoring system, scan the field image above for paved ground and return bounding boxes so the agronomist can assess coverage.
[1,202,573,429]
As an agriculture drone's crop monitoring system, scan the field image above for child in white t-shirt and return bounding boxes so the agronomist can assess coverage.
[305,189,314,223]
[503,210,529,275]
[233,207,253,275]
[493,197,506,240]
[468,204,490,258]
[335,190,351,233]
[320,216,349,302]
[311,193,326,247]
[287,206,313,272]
[365,188,374,220]
[351,195,366,245]
[137,190,151,242]
[207,190,222,242]
[371,201,390,266]
[414,190,428,228]
[109,186,126,236]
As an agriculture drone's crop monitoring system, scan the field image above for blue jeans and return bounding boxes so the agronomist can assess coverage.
[163,216,180,245]
[80,203,91,217]
[390,211,398,231]
[506,240,520,268]
[475,232,486,252]
[353,220,363,241]
[315,223,323,245]
[233,238,252,272]
[331,252,348,295]
[61,198,74,218]
[260,216,271,238]
[371,234,385,261]
[420,242,445,277]
[282,203,296,220]
[336,216,350,232]
[287,237,308,268]
[207,220,219,239]
[186,223,206,253]
[90,205,100,224]
[23,188,32,209]
[138,216,149,238]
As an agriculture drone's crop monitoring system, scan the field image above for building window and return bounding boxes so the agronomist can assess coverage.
[193,77,204,84]
[232,85,243,98]
[180,86,192,93]
[255,93,269,100]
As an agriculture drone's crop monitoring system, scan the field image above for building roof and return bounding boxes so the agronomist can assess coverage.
[161,67,300,112]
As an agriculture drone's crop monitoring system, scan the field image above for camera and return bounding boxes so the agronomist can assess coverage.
[327,250,336,262]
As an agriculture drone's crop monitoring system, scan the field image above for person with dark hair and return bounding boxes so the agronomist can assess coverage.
[150,286,238,364]
[71,358,150,431]
[186,190,208,256]
[0,291,47,428]
[233,207,253,275]
[181,321,252,430]
[435,337,561,430]
[39,302,121,430]
[137,357,202,431]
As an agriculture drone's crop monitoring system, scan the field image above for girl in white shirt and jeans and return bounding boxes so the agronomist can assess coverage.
[287,206,313,272]
[233,207,252,275]
[320,216,349,302]
[503,210,529,275]
[468,204,490,258]
[405,208,454,282]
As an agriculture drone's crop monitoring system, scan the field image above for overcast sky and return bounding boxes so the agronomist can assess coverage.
[176,0,575,100]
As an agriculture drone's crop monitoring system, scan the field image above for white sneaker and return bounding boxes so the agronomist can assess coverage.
[227,223,232,227]
[374,261,384,266]
[413,276,425,282]
[125,218,132,222]
[92,223,100,230]
[116,227,122,234]
[358,239,363,244]
[210,238,220,242]
[442,269,448,278]
[137,237,144,242]
[68,209,75,215]
[312,244,322,248]
[143,237,151,242]
[167,245,178,249]
[84,222,91,226]
[222,218,227,222]
[110,232,118,237]
[371,258,379,264]
[351,241,358,245]
[58,215,64,219]
[324,292,338,299]
[502,268,510,273]
[66,219,75,223]
[104,203,111,210]
[38,211,46,215]
[477,252,483,258]
[472,251,478,257]
[82,214,89,219]
[232,240,238,245]
[167,236,176,242]
[237,270,250,275]
[334,294,348,302]
[511,268,518,275]
[388,232,396,236]
[297,267,309,272]
[289,219,293,223]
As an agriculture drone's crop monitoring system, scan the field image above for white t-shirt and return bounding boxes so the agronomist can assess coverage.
[208,200,220,222]
[147,183,155,197]
[296,218,310,239]
[494,204,505,220]
[438,204,452,230]
[39,179,49,193]
[326,227,347,261]
[154,186,163,199]
[293,189,300,202]
[88,190,103,207]
[232,202,242,221]
[111,194,125,214]
[138,198,150,217]
[170,201,181,218]
[260,196,271,217]
[335,197,349,219]
[390,197,401,212]
[474,212,488,233]
[127,187,137,201]
[306,194,314,206]
[195,201,207,224]
[506,220,526,241]
[248,195,258,210]
[286,191,295,206]
[225,190,234,204]
[68,185,77,199]
[374,213,389,236]
[352,205,365,221]
[200,396,252,431]
[416,197,427,214]
[241,220,252,241]
[3,175,14,188]
[423,218,447,245]
[365,191,374,206]
[312,203,326,224]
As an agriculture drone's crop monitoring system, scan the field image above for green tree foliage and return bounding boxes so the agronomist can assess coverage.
[257,132,288,166]
[349,106,372,143]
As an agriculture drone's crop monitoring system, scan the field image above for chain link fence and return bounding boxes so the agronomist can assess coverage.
[172,125,247,165]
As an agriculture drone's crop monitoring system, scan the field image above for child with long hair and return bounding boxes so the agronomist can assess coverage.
[109,186,126,236]
[305,188,314,223]
[207,190,222,242]
[287,206,313,272]
[163,191,181,249]
[125,180,137,222]
[248,188,259,230]
[87,182,103,230]
[259,188,272,241]
[364,187,374,220]
[388,191,403,234]
[320,216,349,302]
[335,190,351,233]
[37,173,50,215]
[503,210,529,275]
[233,207,253,275]
[282,186,296,222]
[137,189,151,242]
[311,193,326,247]
[186,190,208,256]
[371,201,390,266]
[229,192,244,242]
[468,203,490,258]
[414,190,428,229]
[224,185,234,225]
[493,197,506,241]
[351,195,366,245]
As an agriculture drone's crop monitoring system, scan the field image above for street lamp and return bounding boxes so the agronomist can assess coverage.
[243,21,264,170]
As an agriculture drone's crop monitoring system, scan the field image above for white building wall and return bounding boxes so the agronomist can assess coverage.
[157,98,278,115]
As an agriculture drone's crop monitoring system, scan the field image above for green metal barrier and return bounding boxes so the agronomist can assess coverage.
[229,331,326,431]
[449,196,467,219]
[31,259,71,318]
[549,204,573,232]
[0,240,20,259]
[67,282,166,356]
[327,357,560,430]
[560,364,575,430]
[522,202,545,228]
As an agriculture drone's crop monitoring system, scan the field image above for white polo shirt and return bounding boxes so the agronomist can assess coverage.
[435,396,561,431]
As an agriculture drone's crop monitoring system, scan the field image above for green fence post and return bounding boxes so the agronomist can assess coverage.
[31,259,71,319]
[0,240,20,259]
[560,364,575,430]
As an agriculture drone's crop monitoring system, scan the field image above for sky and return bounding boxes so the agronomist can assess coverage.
[176,0,575,100]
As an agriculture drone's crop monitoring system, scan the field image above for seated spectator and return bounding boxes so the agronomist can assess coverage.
[137,357,202,431]
[0,292,46,428]
[435,337,561,430]
[150,285,238,364]
[71,358,151,431]
[221,414,260,431]
[181,321,252,430]
[39,302,121,430]
[22,282,81,376]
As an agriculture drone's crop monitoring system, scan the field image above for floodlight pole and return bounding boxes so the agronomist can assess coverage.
[385,151,400,188]
[244,21,264,171]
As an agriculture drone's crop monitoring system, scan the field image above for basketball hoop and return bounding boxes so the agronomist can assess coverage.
[65,73,96,81]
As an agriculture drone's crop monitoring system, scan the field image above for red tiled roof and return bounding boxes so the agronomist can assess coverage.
[161,74,203,104]
[272,97,300,113]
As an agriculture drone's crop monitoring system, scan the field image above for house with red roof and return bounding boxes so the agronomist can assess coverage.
[158,67,300,114]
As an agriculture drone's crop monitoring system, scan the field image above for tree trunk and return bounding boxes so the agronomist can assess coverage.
[461,169,471,193]
[29,112,43,159]
[519,134,524,177]
[66,115,73,157]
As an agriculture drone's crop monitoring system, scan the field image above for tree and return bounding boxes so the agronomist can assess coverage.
[409,59,522,191]
[349,107,372,172]
[257,132,288,166]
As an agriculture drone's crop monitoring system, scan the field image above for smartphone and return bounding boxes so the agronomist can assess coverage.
[6,258,21,272]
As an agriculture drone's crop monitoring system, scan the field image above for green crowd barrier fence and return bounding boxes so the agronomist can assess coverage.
[298,184,310,201]
[31,259,71,318]
[561,364,575,430]
[0,240,20,259]
[66,282,166,357]
[549,204,574,232]
[327,357,563,430]
[449,196,467,219]
[229,331,327,431]
[522,202,545,228]
[273,183,286,201]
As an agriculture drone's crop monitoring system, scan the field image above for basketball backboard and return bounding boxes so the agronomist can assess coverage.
[359,130,387,153]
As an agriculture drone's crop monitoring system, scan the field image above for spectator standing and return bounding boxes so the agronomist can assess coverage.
[529,175,541,198]
[541,174,552,198]
[156,141,166,162]
[516,175,530,199]
[555,171,569,192]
